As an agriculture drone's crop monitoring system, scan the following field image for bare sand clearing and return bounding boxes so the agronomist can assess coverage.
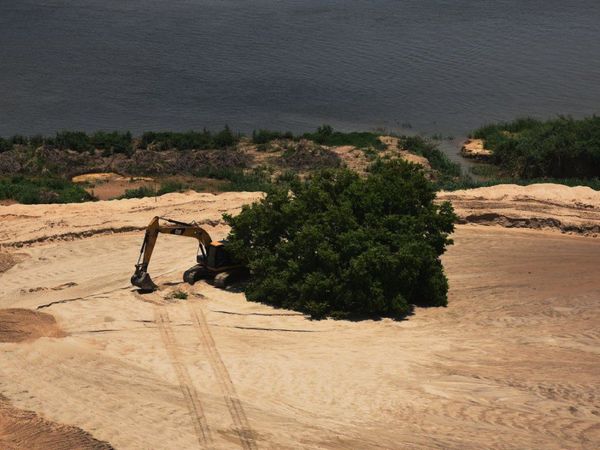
[0,188,599,449]
[72,173,159,201]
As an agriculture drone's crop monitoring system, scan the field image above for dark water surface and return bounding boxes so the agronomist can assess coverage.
[1,0,599,141]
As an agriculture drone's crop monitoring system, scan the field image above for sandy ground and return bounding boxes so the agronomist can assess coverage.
[0,188,599,449]
[439,184,600,236]
[72,173,158,201]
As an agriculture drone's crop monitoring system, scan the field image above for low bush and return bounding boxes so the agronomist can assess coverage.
[91,131,133,155]
[171,290,189,300]
[224,159,456,320]
[469,163,501,178]
[281,141,341,171]
[194,167,272,191]
[54,131,93,152]
[118,186,158,199]
[0,176,94,204]
[0,137,10,153]
[118,181,187,199]
[397,136,462,180]
[471,116,600,178]
[303,125,385,149]
[251,129,294,145]
[140,126,238,151]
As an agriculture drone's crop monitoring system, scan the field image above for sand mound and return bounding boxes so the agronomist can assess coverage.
[461,138,492,159]
[439,183,600,236]
[0,395,112,450]
[0,309,65,343]
[0,191,263,247]
[380,135,432,169]
[0,253,17,273]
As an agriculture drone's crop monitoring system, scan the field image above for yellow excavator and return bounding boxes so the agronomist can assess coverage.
[131,216,246,291]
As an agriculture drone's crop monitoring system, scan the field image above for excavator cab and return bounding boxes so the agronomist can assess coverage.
[184,240,242,287]
[199,241,234,268]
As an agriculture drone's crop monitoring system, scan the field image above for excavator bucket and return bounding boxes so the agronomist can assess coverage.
[131,269,158,291]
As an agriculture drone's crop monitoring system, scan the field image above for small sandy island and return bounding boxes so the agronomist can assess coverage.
[0,185,599,449]
[461,138,493,159]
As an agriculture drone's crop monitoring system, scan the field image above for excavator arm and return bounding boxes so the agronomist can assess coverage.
[131,216,213,291]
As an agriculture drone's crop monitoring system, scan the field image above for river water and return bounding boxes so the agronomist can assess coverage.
[1,0,599,152]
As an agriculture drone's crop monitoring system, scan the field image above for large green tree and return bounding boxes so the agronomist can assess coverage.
[224,160,456,320]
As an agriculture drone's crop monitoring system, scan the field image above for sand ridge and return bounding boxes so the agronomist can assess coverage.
[439,183,600,236]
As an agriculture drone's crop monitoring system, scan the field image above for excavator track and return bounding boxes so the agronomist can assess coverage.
[155,308,214,448]
[187,302,258,450]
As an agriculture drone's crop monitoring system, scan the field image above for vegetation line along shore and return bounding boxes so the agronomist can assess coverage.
[1,117,598,205]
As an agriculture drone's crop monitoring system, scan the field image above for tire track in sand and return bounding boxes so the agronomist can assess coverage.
[188,302,258,450]
[155,308,213,448]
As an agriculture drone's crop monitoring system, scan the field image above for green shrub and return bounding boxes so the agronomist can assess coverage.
[471,116,600,179]
[10,135,28,146]
[0,176,94,204]
[140,130,212,150]
[140,126,239,151]
[157,181,185,195]
[0,137,10,153]
[397,136,462,180]
[303,125,385,149]
[251,129,294,144]
[117,181,190,199]
[54,131,93,152]
[91,131,132,155]
[212,125,236,148]
[171,290,188,300]
[224,159,456,320]
[469,163,501,178]
[119,186,157,199]
[194,167,272,191]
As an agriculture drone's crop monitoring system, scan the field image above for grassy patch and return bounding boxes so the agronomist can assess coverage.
[251,125,385,150]
[396,136,462,180]
[252,129,294,145]
[193,167,273,191]
[303,125,385,149]
[140,126,238,150]
[0,176,95,204]
[118,181,187,199]
[469,163,501,178]
[471,115,600,179]
[171,290,188,300]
